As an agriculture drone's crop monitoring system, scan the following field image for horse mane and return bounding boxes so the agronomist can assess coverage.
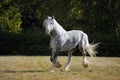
[53,19,66,32]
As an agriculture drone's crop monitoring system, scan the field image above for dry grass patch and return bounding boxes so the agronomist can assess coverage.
[0,56,120,80]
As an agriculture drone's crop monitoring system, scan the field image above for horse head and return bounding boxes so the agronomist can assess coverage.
[43,16,55,35]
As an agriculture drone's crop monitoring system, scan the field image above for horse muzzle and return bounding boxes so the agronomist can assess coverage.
[45,29,50,35]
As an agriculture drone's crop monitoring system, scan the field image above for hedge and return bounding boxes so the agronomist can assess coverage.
[0,28,120,56]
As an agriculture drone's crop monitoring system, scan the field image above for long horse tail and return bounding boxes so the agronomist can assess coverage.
[85,43,99,57]
[81,33,99,57]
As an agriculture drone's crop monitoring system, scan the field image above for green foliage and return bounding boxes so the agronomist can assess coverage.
[0,28,50,55]
[81,0,120,35]
[0,0,22,33]
[13,0,120,36]
[0,28,119,56]
[88,32,120,56]
[0,0,120,56]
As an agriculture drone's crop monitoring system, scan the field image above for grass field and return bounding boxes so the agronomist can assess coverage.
[0,56,120,80]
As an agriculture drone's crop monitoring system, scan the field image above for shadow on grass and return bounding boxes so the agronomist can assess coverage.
[0,70,49,73]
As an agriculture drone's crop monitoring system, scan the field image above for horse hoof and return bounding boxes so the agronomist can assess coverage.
[55,61,62,68]
[83,63,89,68]
[65,68,70,72]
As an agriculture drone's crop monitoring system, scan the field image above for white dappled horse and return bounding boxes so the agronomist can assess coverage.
[43,16,99,72]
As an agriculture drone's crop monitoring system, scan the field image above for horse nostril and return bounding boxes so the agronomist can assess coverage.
[45,29,49,35]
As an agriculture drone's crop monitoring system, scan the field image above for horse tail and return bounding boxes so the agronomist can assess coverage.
[85,43,99,57]
[81,33,99,57]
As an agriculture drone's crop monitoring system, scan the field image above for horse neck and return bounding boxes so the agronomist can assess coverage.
[51,19,67,37]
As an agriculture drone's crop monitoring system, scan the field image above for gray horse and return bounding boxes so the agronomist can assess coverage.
[43,16,99,72]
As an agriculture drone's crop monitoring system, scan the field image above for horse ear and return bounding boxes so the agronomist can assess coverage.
[52,16,55,19]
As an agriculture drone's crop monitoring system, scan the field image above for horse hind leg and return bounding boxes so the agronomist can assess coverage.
[79,47,89,68]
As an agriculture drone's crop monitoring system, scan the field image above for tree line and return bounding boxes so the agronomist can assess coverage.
[0,0,120,56]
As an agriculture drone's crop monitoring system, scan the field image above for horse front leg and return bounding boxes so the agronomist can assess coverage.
[49,44,61,72]
[64,50,73,72]
[49,50,58,72]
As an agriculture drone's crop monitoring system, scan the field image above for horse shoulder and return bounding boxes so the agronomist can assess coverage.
[50,37,56,49]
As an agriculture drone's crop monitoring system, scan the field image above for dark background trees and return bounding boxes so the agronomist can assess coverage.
[0,0,120,56]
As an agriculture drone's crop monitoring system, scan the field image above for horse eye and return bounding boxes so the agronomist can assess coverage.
[51,22,53,24]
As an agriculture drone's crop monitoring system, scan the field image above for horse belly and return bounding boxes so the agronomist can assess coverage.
[60,40,78,51]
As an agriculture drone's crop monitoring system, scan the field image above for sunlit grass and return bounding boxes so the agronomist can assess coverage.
[0,56,120,80]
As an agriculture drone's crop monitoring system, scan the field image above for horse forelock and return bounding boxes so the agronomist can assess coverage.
[48,16,52,19]
[44,16,59,28]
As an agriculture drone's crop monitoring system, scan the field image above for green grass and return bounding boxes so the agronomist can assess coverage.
[0,56,120,80]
